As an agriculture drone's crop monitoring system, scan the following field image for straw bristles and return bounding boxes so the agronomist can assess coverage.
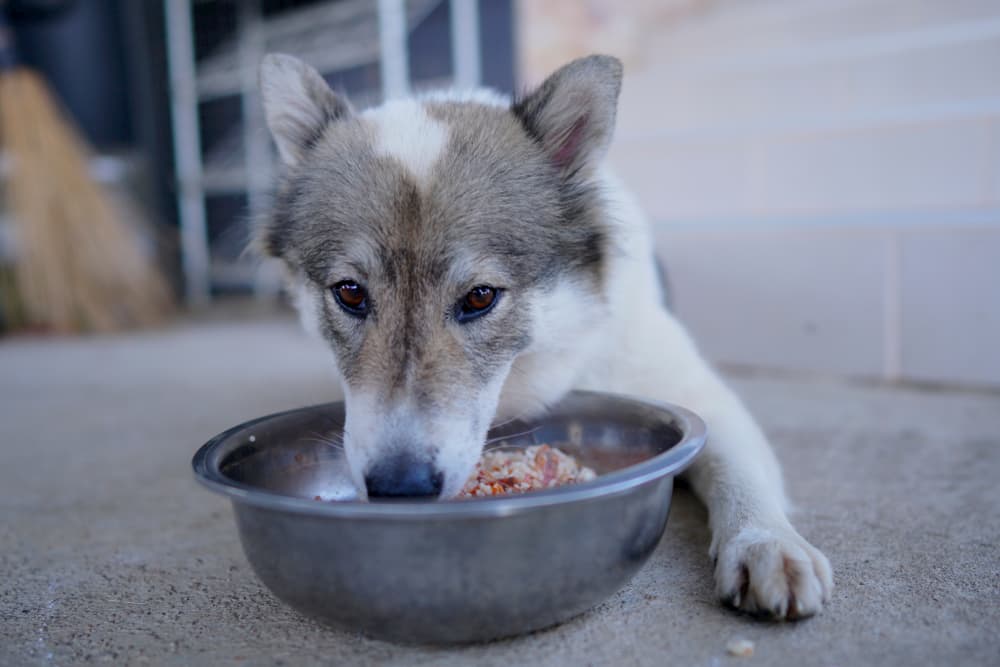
[0,68,173,333]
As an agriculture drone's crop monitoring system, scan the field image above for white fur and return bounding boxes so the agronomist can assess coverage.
[292,281,322,339]
[525,168,834,619]
[418,87,510,108]
[259,54,340,166]
[436,367,511,497]
[497,276,611,421]
[365,100,448,189]
[338,384,370,498]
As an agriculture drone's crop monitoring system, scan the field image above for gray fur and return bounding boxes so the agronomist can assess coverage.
[511,54,622,176]
[260,53,354,166]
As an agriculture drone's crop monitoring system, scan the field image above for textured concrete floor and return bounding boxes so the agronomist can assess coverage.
[1,317,998,666]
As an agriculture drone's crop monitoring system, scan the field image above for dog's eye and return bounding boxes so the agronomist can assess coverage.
[332,280,369,317]
[456,285,500,323]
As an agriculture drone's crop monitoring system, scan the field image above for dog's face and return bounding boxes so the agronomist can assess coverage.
[258,54,622,499]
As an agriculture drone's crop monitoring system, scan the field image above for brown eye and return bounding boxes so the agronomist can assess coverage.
[332,280,369,316]
[457,285,500,323]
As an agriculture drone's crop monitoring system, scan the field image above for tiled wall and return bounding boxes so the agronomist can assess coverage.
[572,0,1000,387]
[652,225,1000,387]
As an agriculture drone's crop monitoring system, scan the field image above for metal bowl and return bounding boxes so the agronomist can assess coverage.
[192,390,706,644]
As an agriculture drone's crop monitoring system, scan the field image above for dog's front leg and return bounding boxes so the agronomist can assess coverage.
[681,373,833,620]
[591,310,833,619]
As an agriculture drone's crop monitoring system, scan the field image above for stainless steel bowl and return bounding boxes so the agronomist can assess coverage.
[192,391,706,644]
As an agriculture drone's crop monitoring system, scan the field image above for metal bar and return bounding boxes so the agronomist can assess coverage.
[164,0,211,306]
[377,0,410,100]
[449,0,481,89]
[239,0,270,203]
[235,0,281,298]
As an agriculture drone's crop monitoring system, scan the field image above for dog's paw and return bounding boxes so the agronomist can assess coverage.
[713,523,833,620]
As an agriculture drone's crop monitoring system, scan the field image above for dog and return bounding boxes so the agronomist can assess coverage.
[255,53,833,620]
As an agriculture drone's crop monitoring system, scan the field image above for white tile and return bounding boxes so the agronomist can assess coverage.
[835,37,1000,115]
[899,229,1000,386]
[752,119,996,215]
[609,115,998,225]
[651,0,1000,67]
[620,36,1000,136]
[652,227,887,376]
[607,138,756,221]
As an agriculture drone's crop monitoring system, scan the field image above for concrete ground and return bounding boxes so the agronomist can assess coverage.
[1,316,998,666]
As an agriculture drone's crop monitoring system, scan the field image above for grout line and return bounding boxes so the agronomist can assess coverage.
[718,361,1000,397]
[985,120,1000,205]
[883,231,902,381]
[651,208,1000,230]
[614,98,1000,145]
[745,138,765,216]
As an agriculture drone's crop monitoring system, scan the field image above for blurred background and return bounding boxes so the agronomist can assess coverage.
[0,0,997,389]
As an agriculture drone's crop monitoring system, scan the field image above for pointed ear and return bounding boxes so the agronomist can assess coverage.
[512,55,623,176]
[259,53,353,166]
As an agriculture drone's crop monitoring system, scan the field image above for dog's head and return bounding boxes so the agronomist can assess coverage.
[257,54,622,499]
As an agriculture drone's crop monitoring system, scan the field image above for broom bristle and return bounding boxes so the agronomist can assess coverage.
[0,68,173,334]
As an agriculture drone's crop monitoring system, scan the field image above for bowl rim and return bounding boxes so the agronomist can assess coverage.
[191,390,707,519]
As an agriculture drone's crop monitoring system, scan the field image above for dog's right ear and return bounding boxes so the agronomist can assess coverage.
[259,54,353,166]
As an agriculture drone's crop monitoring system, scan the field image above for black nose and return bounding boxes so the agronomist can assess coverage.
[364,455,443,499]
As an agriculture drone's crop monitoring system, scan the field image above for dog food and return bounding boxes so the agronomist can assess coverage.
[459,444,596,497]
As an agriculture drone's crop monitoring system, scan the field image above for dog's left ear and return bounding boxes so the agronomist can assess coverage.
[259,53,354,166]
[512,55,622,176]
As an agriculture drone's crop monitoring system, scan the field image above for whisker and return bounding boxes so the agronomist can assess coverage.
[300,438,344,451]
[486,425,540,442]
[482,443,513,453]
[300,430,345,450]
[483,425,541,450]
[312,413,345,430]
[307,429,343,443]
[488,415,523,430]
[490,395,554,428]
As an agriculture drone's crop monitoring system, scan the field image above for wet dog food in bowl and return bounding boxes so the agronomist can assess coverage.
[459,444,596,497]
